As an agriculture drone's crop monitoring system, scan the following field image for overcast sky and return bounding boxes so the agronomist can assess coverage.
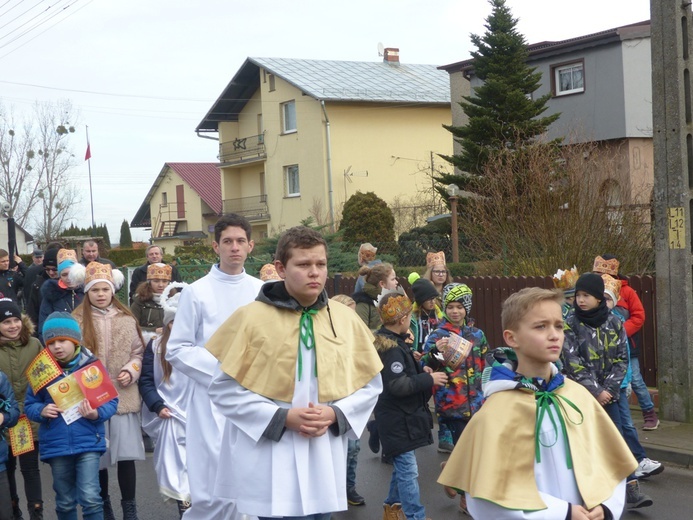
[0,0,651,244]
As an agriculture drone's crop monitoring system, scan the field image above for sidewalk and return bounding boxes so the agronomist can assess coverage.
[633,416,693,468]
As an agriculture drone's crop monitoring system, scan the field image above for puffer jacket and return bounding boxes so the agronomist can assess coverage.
[0,371,20,471]
[24,348,117,461]
[38,280,84,342]
[0,315,43,440]
[562,309,628,398]
[422,319,488,420]
[373,327,433,458]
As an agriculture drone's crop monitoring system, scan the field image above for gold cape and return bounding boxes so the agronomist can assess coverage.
[438,378,637,510]
[206,300,383,403]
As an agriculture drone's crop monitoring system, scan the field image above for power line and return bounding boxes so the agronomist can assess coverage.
[0,0,72,46]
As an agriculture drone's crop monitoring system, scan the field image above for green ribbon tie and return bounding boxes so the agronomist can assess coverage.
[534,390,584,469]
[298,308,318,380]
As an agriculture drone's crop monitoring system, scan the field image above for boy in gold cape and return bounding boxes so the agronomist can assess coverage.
[438,288,636,520]
[207,226,383,519]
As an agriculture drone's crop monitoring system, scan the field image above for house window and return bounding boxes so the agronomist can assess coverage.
[553,61,584,96]
[282,101,296,133]
[285,165,300,197]
[161,192,167,206]
[269,74,276,92]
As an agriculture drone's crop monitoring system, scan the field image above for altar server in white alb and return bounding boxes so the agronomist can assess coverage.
[166,214,263,520]
[207,226,383,520]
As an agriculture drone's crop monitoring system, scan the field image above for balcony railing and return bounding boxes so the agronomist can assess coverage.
[219,133,266,164]
[223,195,270,221]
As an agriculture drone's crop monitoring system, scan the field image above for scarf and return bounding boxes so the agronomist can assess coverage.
[573,298,610,328]
[58,345,82,372]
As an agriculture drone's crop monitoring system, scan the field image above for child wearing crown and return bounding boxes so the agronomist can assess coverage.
[552,266,579,319]
[373,289,447,520]
[131,263,173,337]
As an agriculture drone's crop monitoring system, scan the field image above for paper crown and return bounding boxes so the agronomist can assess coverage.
[593,256,619,276]
[426,251,446,268]
[259,263,281,281]
[601,274,622,302]
[57,249,77,265]
[147,263,172,281]
[552,266,579,290]
[376,287,412,323]
[358,243,377,265]
[85,262,113,285]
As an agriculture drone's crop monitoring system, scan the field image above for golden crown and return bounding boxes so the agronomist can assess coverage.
[57,249,77,265]
[601,274,622,301]
[592,256,619,276]
[147,263,172,281]
[377,289,412,323]
[552,266,579,290]
[259,263,281,281]
[426,251,446,268]
[85,261,113,285]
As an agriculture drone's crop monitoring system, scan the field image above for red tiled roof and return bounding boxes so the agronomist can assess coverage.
[166,162,222,214]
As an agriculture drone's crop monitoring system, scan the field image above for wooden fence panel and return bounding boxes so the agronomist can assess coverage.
[335,274,658,387]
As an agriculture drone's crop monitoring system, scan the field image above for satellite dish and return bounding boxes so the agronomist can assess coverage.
[377,42,385,56]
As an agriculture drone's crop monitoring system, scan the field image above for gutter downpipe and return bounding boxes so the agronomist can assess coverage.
[320,100,336,232]
[196,130,219,141]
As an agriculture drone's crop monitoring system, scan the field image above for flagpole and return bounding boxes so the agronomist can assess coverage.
[86,125,95,229]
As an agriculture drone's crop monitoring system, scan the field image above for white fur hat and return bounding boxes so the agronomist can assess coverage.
[161,282,188,326]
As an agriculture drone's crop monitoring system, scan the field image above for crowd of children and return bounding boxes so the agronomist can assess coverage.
[0,223,668,520]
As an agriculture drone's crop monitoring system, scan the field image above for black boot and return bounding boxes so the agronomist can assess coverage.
[11,499,23,520]
[28,503,43,520]
[176,500,191,519]
[121,499,140,520]
[102,496,116,520]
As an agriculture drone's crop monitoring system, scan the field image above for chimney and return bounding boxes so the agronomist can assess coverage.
[383,47,400,64]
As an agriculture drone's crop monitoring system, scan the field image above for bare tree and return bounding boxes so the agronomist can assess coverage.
[0,100,81,242]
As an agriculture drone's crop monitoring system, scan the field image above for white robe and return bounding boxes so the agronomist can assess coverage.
[166,265,263,520]
[466,403,627,519]
[141,335,192,502]
[209,336,383,518]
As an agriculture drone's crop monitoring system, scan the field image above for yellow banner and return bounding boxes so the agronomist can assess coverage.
[25,349,63,394]
[9,415,34,456]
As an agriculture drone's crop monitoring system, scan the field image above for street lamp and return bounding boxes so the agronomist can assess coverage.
[446,184,460,263]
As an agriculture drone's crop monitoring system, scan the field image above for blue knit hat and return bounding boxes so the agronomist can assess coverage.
[42,311,82,345]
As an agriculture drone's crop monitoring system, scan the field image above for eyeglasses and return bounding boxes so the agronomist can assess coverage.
[45,267,57,272]
[432,270,447,275]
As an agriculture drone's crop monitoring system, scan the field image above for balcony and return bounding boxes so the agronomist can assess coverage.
[223,195,270,222]
[152,202,186,238]
[219,133,266,165]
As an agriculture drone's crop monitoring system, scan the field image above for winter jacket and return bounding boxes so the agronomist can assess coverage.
[422,319,488,420]
[0,264,25,304]
[130,296,164,332]
[38,280,84,343]
[409,304,443,353]
[0,316,43,440]
[615,280,645,358]
[138,339,165,414]
[562,309,629,399]
[74,305,144,414]
[0,371,20,471]
[373,327,433,458]
[129,262,181,304]
[79,256,116,268]
[352,283,382,331]
[22,263,43,308]
[24,349,117,461]
[27,270,51,330]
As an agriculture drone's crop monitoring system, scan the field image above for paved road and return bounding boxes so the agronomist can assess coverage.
[17,438,693,519]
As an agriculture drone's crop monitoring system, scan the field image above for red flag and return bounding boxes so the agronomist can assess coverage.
[85,143,91,161]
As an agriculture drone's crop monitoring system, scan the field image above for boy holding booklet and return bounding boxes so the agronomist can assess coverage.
[25,312,118,520]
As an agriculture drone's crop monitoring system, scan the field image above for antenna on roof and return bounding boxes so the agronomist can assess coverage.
[377,42,384,57]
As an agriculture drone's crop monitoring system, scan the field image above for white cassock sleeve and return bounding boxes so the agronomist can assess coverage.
[166,286,219,388]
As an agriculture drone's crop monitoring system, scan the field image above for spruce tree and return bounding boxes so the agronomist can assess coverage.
[437,0,559,196]
[119,220,133,248]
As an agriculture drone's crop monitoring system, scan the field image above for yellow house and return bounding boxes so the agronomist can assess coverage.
[196,50,453,238]
[130,162,222,250]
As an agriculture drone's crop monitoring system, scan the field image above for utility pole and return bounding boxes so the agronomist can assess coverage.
[651,0,693,422]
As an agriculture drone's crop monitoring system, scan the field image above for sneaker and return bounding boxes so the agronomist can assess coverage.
[437,441,454,453]
[634,457,664,479]
[642,409,660,431]
[367,420,380,453]
[347,488,365,506]
[626,479,653,509]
